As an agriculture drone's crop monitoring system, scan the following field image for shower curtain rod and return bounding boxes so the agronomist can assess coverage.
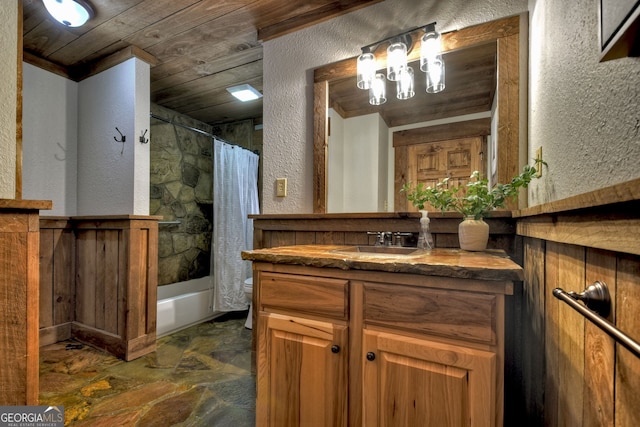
[150,112,235,145]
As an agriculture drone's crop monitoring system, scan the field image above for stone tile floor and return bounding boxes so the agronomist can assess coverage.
[39,312,255,426]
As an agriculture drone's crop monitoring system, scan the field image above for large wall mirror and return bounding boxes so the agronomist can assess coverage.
[313,15,523,213]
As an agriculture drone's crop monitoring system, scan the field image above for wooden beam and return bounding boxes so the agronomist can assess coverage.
[393,118,492,147]
[22,51,73,80]
[258,0,383,41]
[74,45,158,81]
[24,45,158,82]
[517,215,640,256]
[313,80,328,213]
[515,177,640,217]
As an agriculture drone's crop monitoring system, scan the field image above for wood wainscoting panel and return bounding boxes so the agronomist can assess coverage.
[39,219,75,346]
[556,244,586,426]
[73,218,158,361]
[76,229,98,328]
[515,237,545,424]
[251,213,518,260]
[517,215,640,256]
[0,209,42,405]
[0,218,30,404]
[39,216,159,361]
[543,241,561,427]
[615,255,640,426]
[520,235,640,426]
[584,248,616,427]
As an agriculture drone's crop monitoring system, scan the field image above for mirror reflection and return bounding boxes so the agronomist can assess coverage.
[313,15,522,214]
[327,43,497,212]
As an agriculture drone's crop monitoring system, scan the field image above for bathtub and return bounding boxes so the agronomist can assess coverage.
[156,276,222,337]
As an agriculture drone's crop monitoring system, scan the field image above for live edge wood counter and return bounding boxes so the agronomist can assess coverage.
[242,245,523,427]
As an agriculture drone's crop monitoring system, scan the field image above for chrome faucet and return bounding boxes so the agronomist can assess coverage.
[367,231,403,246]
[393,232,413,247]
[367,231,392,246]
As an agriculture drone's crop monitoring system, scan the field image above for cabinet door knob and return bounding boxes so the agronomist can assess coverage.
[366,352,376,361]
[331,345,340,353]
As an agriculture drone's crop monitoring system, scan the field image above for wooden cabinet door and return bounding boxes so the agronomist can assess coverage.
[403,136,485,212]
[362,330,496,427]
[257,312,348,427]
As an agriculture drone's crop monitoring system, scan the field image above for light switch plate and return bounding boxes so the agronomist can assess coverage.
[276,178,287,197]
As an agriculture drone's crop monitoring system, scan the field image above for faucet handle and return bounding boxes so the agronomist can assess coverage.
[393,232,413,246]
[367,231,385,246]
[382,231,393,246]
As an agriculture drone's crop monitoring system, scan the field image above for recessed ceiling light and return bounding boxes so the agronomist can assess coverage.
[43,0,94,28]
[226,84,263,102]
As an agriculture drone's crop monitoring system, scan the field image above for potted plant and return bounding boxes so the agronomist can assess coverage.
[402,159,546,250]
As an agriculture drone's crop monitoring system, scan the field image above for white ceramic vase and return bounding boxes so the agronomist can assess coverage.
[458,216,489,251]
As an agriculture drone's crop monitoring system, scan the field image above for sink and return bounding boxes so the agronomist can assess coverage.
[333,245,423,256]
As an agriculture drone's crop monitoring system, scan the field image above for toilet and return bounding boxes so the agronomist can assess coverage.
[243,277,253,329]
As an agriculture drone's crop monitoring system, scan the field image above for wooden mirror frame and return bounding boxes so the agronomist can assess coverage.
[313,14,523,213]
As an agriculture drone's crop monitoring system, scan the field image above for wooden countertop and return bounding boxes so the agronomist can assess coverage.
[242,245,524,282]
[0,198,52,210]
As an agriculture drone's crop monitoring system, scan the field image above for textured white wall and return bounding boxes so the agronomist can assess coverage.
[77,58,150,215]
[343,113,385,212]
[133,58,151,215]
[377,114,390,211]
[528,0,640,205]
[263,0,528,213]
[22,63,78,216]
[0,2,18,198]
[328,111,389,212]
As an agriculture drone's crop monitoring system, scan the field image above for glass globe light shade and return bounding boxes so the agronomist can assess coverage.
[420,27,442,72]
[425,59,445,93]
[396,66,415,100]
[369,73,387,105]
[386,41,407,81]
[43,0,93,27]
[357,51,376,90]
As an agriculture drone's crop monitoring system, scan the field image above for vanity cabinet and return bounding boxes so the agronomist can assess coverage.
[362,330,495,426]
[258,312,348,426]
[246,246,522,427]
[257,271,349,426]
[361,282,500,426]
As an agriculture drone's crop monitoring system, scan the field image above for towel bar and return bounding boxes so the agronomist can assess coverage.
[553,282,640,358]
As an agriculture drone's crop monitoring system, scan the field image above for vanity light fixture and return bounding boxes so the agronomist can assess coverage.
[226,84,263,102]
[356,22,445,105]
[42,0,94,28]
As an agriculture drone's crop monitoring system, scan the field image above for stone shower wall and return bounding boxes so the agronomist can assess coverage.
[150,104,214,286]
[150,104,262,287]
[212,119,263,207]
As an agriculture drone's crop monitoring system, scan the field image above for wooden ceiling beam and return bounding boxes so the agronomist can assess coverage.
[257,0,383,41]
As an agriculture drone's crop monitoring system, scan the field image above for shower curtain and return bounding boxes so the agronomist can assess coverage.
[211,138,259,312]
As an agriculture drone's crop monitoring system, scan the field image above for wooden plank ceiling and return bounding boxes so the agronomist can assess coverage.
[21,0,382,125]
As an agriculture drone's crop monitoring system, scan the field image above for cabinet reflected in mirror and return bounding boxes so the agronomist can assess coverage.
[313,15,524,213]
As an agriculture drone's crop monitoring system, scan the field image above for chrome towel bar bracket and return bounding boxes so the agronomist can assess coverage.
[553,281,640,359]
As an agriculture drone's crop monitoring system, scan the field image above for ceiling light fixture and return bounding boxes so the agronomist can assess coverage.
[43,0,94,28]
[356,22,445,105]
[226,84,263,102]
